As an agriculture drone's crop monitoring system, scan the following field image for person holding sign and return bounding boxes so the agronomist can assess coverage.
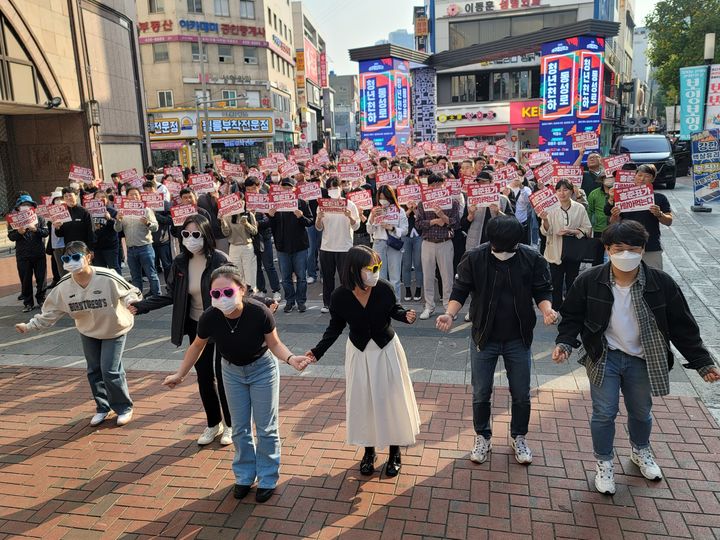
[465,172,513,251]
[400,176,423,302]
[16,241,139,427]
[306,246,420,478]
[540,179,593,311]
[221,192,259,294]
[552,221,719,495]
[55,187,95,247]
[90,191,120,274]
[8,194,48,312]
[368,186,408,299]
[605,164,672,270]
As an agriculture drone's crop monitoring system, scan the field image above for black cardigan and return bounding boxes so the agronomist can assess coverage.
[311,280,411,360]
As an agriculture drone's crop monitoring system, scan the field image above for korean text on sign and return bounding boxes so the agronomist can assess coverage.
[467,184,500,208]
[217,193,245,218]
[529,187,561,215]
[7,209,38,230]
[245,193,271,213]
[614,184,655,213]
[373,206,401,226]
[347,190,373,211]
[170,204,198,227]
[421,186,452,211]
[396,184,421,206]
[318,198,347,213]
[298,182,322,201]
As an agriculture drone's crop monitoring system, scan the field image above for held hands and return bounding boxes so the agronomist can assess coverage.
[15,323,29,334]
[702,367,720,383]
[54,221,63,230]
[610,205,621,217]
[436,313,453,333]
[127,304,139,315]
[552,345,569,364]
[542,309,559,326]
[406,310,417,324]
[287,355,313,371]
[539,211,548,221]
[162,372,184,389]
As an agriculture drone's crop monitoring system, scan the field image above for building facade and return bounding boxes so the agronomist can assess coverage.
[138,0,297,167]
[329,72,359,151]
[0,0,148,211]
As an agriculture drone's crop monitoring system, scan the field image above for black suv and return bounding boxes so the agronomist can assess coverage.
[611,134,677,189]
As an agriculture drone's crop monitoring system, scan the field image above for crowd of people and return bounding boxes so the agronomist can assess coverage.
[7,138,720,501]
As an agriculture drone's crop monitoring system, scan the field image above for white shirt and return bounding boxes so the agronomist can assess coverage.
[605,282,644,358]
[319,199,361,252]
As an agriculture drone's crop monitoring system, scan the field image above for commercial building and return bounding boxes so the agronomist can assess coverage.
[329,72,360,151]
[375,29,415,49]
[0,0,148,211]
[137,0,297,167]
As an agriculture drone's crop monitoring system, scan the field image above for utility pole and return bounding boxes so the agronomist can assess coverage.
[198,31,212,167]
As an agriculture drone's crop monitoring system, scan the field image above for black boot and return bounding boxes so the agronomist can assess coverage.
[360,446,377,475]
[386,446,402,477]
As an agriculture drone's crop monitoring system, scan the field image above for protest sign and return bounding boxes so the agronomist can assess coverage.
[269,190,298,212]
[170,204,198,226]
[290,147,312,162]
[220,161,244,176]
[352,150,371,164]
[164,166,183,179]
[446,178,462,196]
[529,186,561,215]
[47,204,71,224]
[217,193,245,218]
[467,184,500,208]
[340,149,354,160]
[68,164,94,184]
[346,189,373,211]
[396,184,421,206]
[614,169,636,184]
[270,152,286,163]
[534,161,556,186]
[85,199,107,219]
[245,192,271,213]
[120,199,146,218]
[82,194,94,205]
[553,165,583,187]
[527,151,552,167]
[116,168,139,182]
[495,165,518,182]
[430,164,447,175]
[603,154,631,174]
[572,131,599,150]
[165,181,183,198]
[409,147,425,161]
[614,184,655,213]
[318,198,347,213]
[431,143,447,156]
[448,146,471,162]
[7,209,38,230]
[35,205,50,219]
[298,181,322,201]
[495,147,515,161]
[141,193,165,211]
[372,205,401,226]
[279,160,300,178]
[376,171,403,188]
[188,173,215,194]
[421,186,452,210]
[464,140,480,151]
[338,163,362,182]
[496,138,509,147]
[258,157,279,174]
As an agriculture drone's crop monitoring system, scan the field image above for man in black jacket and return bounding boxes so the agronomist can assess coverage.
[8,195,48,311]
[54,187,94,246]
[552,221,719,496]
[437,215,556,466]
[143,180,173,281]
[267,178,314,313]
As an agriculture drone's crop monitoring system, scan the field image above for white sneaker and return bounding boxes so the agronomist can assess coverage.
[631,447,663,481]
[273,291,282,302]
[321,306,329,313]
[307,276,316,284]
[116,410,133,426]
[419,308,435,320]
[470,435,492,464]
[464,313,471,322]
[90,412,108,426]
[594,460,616,495]
[197,423,223,445]
[512,435,533,464]
[220,422,233,446]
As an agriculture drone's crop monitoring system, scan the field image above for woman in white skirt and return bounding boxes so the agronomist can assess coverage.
[307,245,421,477]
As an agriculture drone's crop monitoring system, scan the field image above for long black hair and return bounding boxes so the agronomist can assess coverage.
[340,245,380,291]
[179,214,216,258]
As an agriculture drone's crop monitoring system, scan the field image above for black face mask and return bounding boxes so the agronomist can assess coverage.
[490,243,519,253]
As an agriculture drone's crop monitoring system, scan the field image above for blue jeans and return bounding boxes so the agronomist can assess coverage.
[153,241,173,281]
[471,339,531,439]
[374,239,403,299]
[590,349,653,461]
[256,235,281,293]
[127,244,160,296]
[530,211,540,246]
[306,226,322,279]
[93,247,120,275]
[222,353,280,488]
[80,334,133,415]
[277,249,308,306]
[401,235,423,291]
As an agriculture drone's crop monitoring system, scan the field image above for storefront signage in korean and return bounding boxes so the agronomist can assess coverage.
[149,118,181,139]
[200,117,273,136]
[139,20,173,33]
[439,0,542,17]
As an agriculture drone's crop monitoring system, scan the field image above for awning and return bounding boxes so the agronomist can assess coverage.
[456,125,509,137]
[150,140,185,150]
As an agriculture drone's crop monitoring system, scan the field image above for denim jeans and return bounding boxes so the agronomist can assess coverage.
[80,333,133,415]
[306,226,322,280]
[401,235,423,291]
[530,211,540,246]
[93,247,121,275]
[471,339,531,439]
[590,349,653,461]
[256,235,281,293]
[153,241,173,281]
[277,249,308,306]
[373,239,403,299]
[127,244,160,296]
[222,353,280,488]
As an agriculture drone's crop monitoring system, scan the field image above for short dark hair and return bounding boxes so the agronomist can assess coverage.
[554,179,574,191]
[340,245,380,291]
[486,215,524,252]
[142,180,156,190]
[64,240,91,256]
[62,186,78,196]
[427,173,444,185]
[179,187,195,198]
[326,176,340,189]
[477,171,493,183]
[179,214,216,258]
[601,221,649,248]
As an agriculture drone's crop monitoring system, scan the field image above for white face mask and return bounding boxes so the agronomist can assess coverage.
[212,295,239,315]
[63,260,85,273]
[610,250,643,272]
[361,269,380,287]
[603,180,615,188]
[270,175,280,184]
[328,188,341,199]
[379,199,390,207]
[492,251,516,261]
[183,236,205,254]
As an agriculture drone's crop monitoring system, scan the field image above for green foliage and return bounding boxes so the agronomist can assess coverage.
[645,0,720,100]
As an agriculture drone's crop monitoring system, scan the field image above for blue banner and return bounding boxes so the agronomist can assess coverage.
[679,66,708,140]
[691,129,720,206]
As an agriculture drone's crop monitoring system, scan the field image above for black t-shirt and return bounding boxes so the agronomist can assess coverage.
[488,256,522,343]
[620,193,671,252]
[197,299,276,366]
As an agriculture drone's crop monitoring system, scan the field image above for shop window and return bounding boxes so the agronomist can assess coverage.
[492,72,510,101]
[214,0,230,16]
[240,0,255,19]
[244,47,258,65]
[510,70,530,99]
[218,44,233,63]
[191,42,208,62]
[195,89,210,104]
[187,0,203,14]
[153,43,169,62]
[148,0,164,14]
[451,74,475,103]
[157,90,173,108]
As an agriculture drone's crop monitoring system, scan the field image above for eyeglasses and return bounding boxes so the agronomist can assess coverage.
[61,253,83,263]
[181,230,202,239]
[364,262,383,273]
[210,287,240,299]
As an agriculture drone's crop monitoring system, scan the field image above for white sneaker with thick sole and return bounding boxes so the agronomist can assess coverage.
[631,447,663,480]
[90,412,109,426]
[320,306,329,314]
[116,410,133,426]
[273,291,282,302]
[220,422,233,446]
[306,276,316,284]
[470,435,492,464]
[594,460,616,495]
[512,435,533,464]
[197,424,223,445]
[419,308,435,320]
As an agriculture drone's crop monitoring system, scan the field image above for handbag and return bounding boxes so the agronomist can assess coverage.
[562,233,597,263]
[386,233,404,251]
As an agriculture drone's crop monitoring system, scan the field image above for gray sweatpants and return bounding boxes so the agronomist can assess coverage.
[421,239,454,313]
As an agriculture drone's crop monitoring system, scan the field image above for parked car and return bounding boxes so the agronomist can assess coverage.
[671,138,692,177]
[611,134,677,189]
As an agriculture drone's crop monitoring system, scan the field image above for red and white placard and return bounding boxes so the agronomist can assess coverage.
[170,204,197,226]
[467,184,500,208]
[298,181,322,201]
[269,190,298,212]
[120,199,146,218]
[245,193,271,213]
[318,198,347,213]
[141,193,165,211]
[396,184,422,206]
[346,189,373,211]
[530,187,561,215]
[421,186,452,211]
[614,184,654,213]
[68,164,94,183]
[7,209,38,230]
[603,154,631,174]
[217,193,246,218]
[47,204,71,224]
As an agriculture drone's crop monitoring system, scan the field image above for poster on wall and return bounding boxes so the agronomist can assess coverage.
[691,129,720,206]
[539,36,604,164]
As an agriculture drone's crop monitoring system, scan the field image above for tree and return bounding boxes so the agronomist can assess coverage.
[645,0,720,102]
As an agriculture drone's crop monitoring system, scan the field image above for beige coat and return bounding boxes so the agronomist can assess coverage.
[540,199,593,265]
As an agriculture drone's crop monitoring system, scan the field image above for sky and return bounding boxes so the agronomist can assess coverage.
[300,0,662,77]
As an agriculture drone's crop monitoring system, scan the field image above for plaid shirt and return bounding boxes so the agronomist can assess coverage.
[415,199,460,243]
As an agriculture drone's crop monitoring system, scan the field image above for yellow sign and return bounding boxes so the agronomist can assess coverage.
[296,51,305,73]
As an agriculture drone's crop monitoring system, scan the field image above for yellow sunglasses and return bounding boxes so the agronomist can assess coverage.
[364,262,383,273]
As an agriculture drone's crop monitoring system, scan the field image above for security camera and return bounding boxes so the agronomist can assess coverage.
[45,96,62,109]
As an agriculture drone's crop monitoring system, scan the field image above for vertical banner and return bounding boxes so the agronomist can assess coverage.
[394,60,411,148]
[705,64,720,130]
[679,66,708,140]
[691,129,720,206]
[539,36,604,164]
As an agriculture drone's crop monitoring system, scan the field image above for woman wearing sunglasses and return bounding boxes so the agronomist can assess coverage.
[306,245,420,478]
[129,215,234,446]
[16,241,139,427]
[162,265,311,503]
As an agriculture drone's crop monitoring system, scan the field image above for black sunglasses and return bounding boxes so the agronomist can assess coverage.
[61,253,83,263]
[181,231,202,239]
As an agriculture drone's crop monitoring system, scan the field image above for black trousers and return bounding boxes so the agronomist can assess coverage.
[550,260,581,310]
[186,318,231,428]
[319,250,347,308]
[17,256,46,307]
[592,231,605,266]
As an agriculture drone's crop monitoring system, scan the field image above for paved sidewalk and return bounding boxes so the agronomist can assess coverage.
[1,367,719,539]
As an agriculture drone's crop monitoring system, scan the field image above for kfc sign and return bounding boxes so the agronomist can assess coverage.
[510,100,541,126]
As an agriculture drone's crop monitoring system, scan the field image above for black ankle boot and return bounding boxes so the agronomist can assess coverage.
[386,446,402,477]
[360,447,377,475]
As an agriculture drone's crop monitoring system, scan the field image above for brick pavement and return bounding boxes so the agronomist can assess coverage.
[1,366,720,539]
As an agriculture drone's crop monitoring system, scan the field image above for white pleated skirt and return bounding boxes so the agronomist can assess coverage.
[345,335,421,448]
